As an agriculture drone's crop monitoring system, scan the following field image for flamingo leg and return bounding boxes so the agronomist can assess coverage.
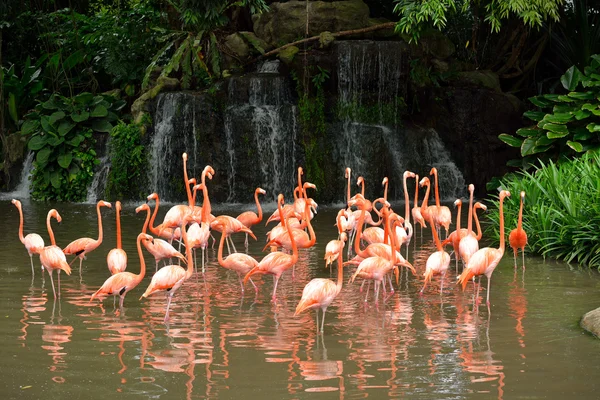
[364,281,371,302]
[249,278,258,293]
[202,248,205,274]
[237,273,245,293]
[79,256,83,274]
[58,270,61,298]
[486,275,492,307]
[29,255,35,276]
[359,280,366,293]
[244,233,249,248]
[374,281,380,305]
[226,238,231,255]
[193,249,197,274]
[522,249,525,270]
[119,294,125,309]
[440,271,446,295]
[389,274,394,294]
[513,250,517,267]
[155,260,159,272]
[321,307,327,333]
[164,293,174,323]
[113,295,117,309]
[48,270,57,299]
[272,275,280,302]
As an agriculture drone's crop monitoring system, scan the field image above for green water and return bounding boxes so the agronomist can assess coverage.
[1,199,599,399]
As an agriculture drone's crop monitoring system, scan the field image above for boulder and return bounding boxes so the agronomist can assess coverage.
[456,70,502,92]
[278,46,300,64]
[417,29,455,60]
[581,307,600,338]
[253,0,370,47]
[224,33,250,59]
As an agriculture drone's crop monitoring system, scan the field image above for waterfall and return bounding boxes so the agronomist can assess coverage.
[334,40,463,200]
[0,151,34,200]
[224,71,298,202]
[86,150,111,203]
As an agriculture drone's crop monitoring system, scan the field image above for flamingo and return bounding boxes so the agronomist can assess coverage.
[140,215,195,323]
[63,200,111,272]
[243,194,298,302]
[157,153,195,235]
[324,211,348,268]
[420,213,451,295]
[146,192,179,242]
[236,187,267,247]
[210,215,256,254]
[91,233,154,309]
[402,171,415,259]
[411,174,427,239]
[215,220,259,293]
[430,167,452,237]
[295,231,346,333]
[12,199,44,275]
[135,204,187,271]
[458,190,511,307]
[39,209,71,298]
[509,191,528,269]
[458,184,478,267]
[419,177,436,231]
[106,201,127,275]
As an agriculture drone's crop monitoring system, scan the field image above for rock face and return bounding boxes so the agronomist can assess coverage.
[253,0,371,47]
[581,308,600,338]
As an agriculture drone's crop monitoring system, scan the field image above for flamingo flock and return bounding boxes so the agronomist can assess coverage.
[11,152,528,331]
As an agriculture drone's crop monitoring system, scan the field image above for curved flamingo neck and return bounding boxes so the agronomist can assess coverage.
[285,215,299,264]
[116,204,122,249]
[183,156,193,207]
[96,202,104,245]
[201,172,211,220]
[420,182,430,212]
[47,212,57,246]
[181,222,194,279]
[346,171,351,205]
[432,170,441,207]
[353,201,368,258]
[15,203,25,244]
[277,197,286,229]
[304,203,316,247]
[335,249,344,293]
[149,196,160,235]
[499,195,506,253]
[255,190,263,222]
[297,169,304,199]
[467,189,474,235]
[474,206,483,241]
[517,196,524,230]
[403,175,410,222]
[359,179,365,196]
[413,176,420,209]
[383,180,388,203]
[141,207,151,234]
[136,235,146,280]
[456,202,462,232]
[430,215,443,252]
[217,229,227,265]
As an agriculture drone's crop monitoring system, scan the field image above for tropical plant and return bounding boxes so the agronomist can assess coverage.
[105,120,148,200]
[499,55,600,168]
[486,150,600,268]
[20,92,126,201]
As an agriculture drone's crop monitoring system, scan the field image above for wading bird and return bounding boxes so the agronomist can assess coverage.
[509,191,528,269]
[106,201,127,275]
[12,199,44,275]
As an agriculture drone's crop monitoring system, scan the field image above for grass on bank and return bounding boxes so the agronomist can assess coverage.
[486,150,600,268]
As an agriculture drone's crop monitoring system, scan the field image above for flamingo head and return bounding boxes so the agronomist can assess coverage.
[340,232,348,242]
[345,167,351,178]
[147,193,158,202]
[356,176,364,186]
[193,183,203,193]
[348,194,366,208]
[403,171,415,179]
[138,233,154,244]
[429,167,437,176]
[11,199,21,208]
[202,165,215,180]
[499,190,511,200]
[136,204,150,213]
[468,184,474,193]
[520,191,526,201]
[419,177,430,187]
[298,166,303,176]
[49,209,62,223]
[309,198,318,212]
[182,152,188,161]
[474,201,487,211]
[257,187,266,195]
[115,201,121,213]
[99,200,112,208]
[454,199,462,207]
[277,193,285,206]
[382,177,388,186]
[188,178,197,186]
[303,182,317,193]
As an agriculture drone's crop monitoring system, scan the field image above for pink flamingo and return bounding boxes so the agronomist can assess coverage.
[295,230,346,333]
[458,184,478,267]
[509,191,528,269]
[420,213,451,295]
[430,167,452,237]
[411,174,427,239]
[146,192,179,242]
[158,153,195,235]
[140,215,195,323]
[215,220,259,293]
[236,187,267,247]
[243,194,298,302]
[12,199,44,275]
[136,204,187,271]
[458,190,511,307]
[91,233,153,309]
[106,201,127,275]
[324,211,348,268]
[39,209,71,298]
[419,177,437,231]
[63,200,111,272]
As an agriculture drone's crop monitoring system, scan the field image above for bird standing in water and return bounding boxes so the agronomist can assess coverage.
[12,199,45,275]
[509,191,528,269]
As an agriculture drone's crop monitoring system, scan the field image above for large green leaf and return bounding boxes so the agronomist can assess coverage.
[74,92,94,104]
[543,94,561,102]
[42,97,60,110]
[57,153,72,168]
[547,130,569,139]
[528,96,554,107]
[50,171,61,189]
[567,140,584,152]
[544,123,569,135]
[57,120,76,136]
[521,137,537,156]
[581,103,597,111]
[91,119,113,133]
[47,136,65,147]
[498,133,523,147]
[543,113,573,124]
[21,120,40,135]
[557,95,575,102]
[8,93,18,123]
[36,147,52,166]
[536,136,555,145]
[27,135,47,151]
[523,111,545,121]
[567,91,594,100]
[91,104,108,117]
[49,111,65,125]
[516,127,540,137]
[573,127,594,141]
[552,104,577,114]
[574,109,591,120]
[587,123,600,132]
[560,65,583,91]
[112,99,127,111]
[66,134,85,147]
[71,111,90,122]
[40,115,51,132]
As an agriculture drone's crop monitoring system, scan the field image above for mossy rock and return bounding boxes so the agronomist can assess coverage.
[455,70,501,92]
[224,33,251,59]
[417,29,455,60]
[278,46,300,64]
[581,307,600,338]
[6,133,25,164]
[131,76,180,127]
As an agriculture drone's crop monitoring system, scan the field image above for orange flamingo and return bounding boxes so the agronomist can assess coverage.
[136,204,187,271]
[140,215,195,323]
[458,184,478,267]
[430,167,452,237]
[420,213,451,295]
[458,190,511,307]
[91,233,154,309]
[236,187,266,247]
[215,221,259,293]
[186,186,212,273]
[63,200,111,272]
[411,174,427,238]
[243,194,298,301]
[12,199,44,275]
[324,211,348,268]
[419,177,436,230]
[106,201,127,275]
[295,231,345,333]
[403,171,415,249]
[39,209,71,298]
[146,192,179,242]
[442,198,463,271]
[158,153,195,235]
[509,191,528,269]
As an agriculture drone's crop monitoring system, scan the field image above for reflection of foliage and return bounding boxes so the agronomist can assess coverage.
[106,121,148,200]
[487,150,600,268]
[21,92,125,201]
[499,55,600,168]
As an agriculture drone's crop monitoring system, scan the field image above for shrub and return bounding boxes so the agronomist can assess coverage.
[486,150,600,268]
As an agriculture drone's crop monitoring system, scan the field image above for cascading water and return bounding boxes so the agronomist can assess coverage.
[0,151,34,200]
[335,40,464,200]
[224,61,298,202]
[86,149,111,204]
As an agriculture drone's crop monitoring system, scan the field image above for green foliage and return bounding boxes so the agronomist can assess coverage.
[1,57,45,131]
[394,0,563,42]
[499,55,600,168]
[105,121,148,200]
[170,0,269,30]
[486,150,600,268]
[21,92,126,201]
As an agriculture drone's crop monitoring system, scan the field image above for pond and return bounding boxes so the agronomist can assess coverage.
[1,198,599,399]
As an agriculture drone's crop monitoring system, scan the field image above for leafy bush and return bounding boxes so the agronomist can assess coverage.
[486,150,600,268]
[21,92,126,201]
[499,55,600,168]
[105,121,148,200]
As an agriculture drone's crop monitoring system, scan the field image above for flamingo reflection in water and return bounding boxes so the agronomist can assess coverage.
[41,301,73,384]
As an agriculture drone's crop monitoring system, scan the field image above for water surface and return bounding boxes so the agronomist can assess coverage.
[1,199,599,399]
